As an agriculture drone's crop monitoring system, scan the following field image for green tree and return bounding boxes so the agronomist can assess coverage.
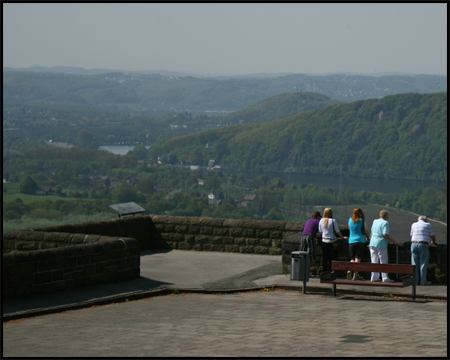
[135,178,156,195]
[19,175,40,194]
[168,153,178,165]
[130,144,148,160]
[112,183,145,203]
[3,198,31,217]
[77,129,93,147]
[99,188,112,199]
[189,150,204,165]
[122,154,137,168]
[269,177,285,188]
[3,210,22,220]
[266,207,284,220]
[205,173,221,190]
[237,173,246,185]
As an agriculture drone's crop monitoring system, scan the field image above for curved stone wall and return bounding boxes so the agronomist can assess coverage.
[3,234,140,299]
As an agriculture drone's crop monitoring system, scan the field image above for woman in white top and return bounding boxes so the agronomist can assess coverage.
[318,208,348,272]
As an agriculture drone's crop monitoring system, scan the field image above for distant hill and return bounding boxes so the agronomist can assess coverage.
[3,66,442,78]
[3,70,446,114]
[222,92,342,125]
[150,92,447,181]
[2,66,232,78]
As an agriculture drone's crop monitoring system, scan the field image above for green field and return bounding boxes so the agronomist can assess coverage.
[3,182,20,193]
[3,182,84,203]
[2,193,83,203]
[2,213,117,235]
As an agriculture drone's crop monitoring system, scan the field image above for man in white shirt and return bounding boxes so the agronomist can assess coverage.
[410,215,436,285]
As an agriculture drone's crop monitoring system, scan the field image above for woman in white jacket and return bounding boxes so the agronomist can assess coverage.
[318,208,348,272]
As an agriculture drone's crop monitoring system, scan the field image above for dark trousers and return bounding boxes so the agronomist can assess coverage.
[321,242,336,272]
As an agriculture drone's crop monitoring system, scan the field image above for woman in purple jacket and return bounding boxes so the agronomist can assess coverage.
[300,211,322,276]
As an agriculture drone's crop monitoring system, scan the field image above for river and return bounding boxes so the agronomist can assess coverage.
[236,170,446,198]
[98,145,446,196]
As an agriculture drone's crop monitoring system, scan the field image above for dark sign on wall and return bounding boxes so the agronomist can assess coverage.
[109,202,146,218]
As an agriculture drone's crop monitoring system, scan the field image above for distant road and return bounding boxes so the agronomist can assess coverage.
[368,203,447,226]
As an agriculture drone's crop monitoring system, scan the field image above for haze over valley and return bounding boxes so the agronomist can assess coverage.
[3,3,447,240]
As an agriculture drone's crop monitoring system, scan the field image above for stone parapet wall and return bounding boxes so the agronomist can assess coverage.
[28,215,168,251]
[14,215,304,255]
[150,215,303,255]
[3,229,127,252]
[2,234,140,299]
[3,215,447,293]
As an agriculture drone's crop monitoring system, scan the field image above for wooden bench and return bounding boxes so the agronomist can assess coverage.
[320,261,417,300]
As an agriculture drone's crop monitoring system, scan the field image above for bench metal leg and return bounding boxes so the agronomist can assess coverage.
[332,283,336,296]
[412,284,416,301]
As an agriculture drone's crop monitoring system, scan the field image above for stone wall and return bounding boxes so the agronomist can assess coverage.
[2,233,140,299]
[149,215,303,255]
[20,215,303,255]
[27,215,168,251]
[3,215,447,292]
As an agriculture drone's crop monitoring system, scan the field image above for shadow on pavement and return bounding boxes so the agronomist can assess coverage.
[140,248,173,257]
[201,262,282,290]
[3,276,172,315]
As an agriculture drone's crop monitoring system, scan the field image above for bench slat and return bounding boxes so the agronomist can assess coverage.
[321,279,404,287]
[331,261,414,275]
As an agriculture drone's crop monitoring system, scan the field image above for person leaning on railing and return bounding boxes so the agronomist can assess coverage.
[318,208,348,273]
[300,210,322,277]
[347,207,369,281]
[410,215,436,285]
[369,210,398,283]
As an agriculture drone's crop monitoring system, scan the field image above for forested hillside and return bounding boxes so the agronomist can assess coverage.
[3,70,446,114]
[222,92,342,124]
[150,92,447,181]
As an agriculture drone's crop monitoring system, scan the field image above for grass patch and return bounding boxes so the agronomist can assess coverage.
[3,182,20,193]
[2,212,117,235]
[3,182,94,203]
[2,193,83,204]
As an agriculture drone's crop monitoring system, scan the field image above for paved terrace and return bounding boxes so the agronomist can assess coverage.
[3,250,448,357]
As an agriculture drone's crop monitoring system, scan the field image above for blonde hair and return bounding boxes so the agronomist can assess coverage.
[323,208,333,227]
[380,210,389,219]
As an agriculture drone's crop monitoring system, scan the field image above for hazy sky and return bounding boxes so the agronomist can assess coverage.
[3,3,447,75]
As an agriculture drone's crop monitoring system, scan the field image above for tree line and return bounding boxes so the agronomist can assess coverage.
[4,167,446,225]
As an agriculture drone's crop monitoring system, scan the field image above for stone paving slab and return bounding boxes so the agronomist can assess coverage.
[3,291,447,357]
